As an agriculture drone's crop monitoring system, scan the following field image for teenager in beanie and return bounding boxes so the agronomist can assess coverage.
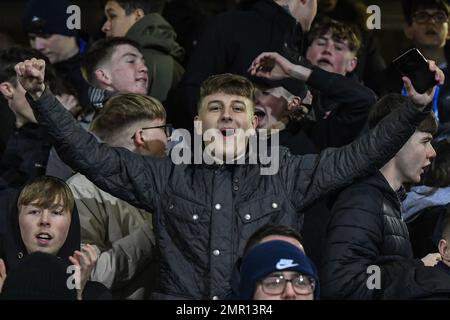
[22,0,90,110]
[239,240,319,300]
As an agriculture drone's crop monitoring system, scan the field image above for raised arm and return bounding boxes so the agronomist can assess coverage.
[280,60,444,209]
[15,58,171,211]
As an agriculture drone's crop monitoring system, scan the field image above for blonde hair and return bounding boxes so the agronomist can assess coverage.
[17,176,74,213]
[90,93,166,143]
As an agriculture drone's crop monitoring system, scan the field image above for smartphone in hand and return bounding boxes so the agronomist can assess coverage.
[392,48,437,94]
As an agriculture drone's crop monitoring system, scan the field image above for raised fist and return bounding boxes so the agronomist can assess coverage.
[15,58,46,99]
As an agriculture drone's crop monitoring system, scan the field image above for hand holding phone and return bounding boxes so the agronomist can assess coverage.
[392,48,438,94]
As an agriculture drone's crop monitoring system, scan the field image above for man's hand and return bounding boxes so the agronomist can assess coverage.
[14,58,46,100]
[248,52,312,81]
[69,244,98,300]
[56,94,82,117]
[0,258,6,293]
[403,60,445,109]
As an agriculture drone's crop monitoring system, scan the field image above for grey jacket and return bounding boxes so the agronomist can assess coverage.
[28,88,429,299]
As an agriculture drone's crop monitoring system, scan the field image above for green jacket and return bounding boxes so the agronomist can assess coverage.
[126,14,185,102]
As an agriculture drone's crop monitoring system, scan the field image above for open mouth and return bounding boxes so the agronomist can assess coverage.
[36,232,53,244]
[254,108,266,120]
[425,29,438,35]
[220,128,236,138]
[317,58,333,67]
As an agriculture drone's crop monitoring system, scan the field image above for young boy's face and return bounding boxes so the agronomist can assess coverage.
[18,198,71,256]
[405,8,450,49]
[102,0,139,37]
[306,31,357,75]
[28,33,75,64]
[197,92,257,161]
[439,237,450,267]
[100,44,148,94]
[394,130,436,184]
[253,271,315,300]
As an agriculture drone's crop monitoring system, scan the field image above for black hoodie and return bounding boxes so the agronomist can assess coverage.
[0,189,110,299]
[0,189,80,271]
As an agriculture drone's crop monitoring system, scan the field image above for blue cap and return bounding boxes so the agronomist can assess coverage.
[239,240,320,299]
[23,0,76,37]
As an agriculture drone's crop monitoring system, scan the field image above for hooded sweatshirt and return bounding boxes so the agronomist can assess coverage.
[0,189,110,299]
[126,13,185,103]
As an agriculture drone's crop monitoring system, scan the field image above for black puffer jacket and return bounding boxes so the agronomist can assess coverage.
[28,88,429,299]
[321,172,413,299]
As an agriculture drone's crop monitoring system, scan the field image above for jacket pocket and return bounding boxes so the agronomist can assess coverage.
[164,193,206,224]
[236,194,283,224]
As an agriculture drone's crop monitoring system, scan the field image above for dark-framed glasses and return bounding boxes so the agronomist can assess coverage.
[259,273,316,295]
[131,124,173,140]
[412,11,448,24]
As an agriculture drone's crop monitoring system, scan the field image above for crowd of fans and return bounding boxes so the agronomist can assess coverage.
[1,0,450,300]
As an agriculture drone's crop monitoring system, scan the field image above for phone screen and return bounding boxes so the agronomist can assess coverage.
[392,48,437,94]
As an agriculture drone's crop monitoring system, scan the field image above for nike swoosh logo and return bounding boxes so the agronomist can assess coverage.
[276,260,299,270]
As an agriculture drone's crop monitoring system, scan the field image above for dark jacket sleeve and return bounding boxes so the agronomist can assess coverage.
[378,258,450,299]
[281,99,431,210]
[26,88,172,212]
[306,67,376,149]
[307,66,377,119]
[320,185,384,299]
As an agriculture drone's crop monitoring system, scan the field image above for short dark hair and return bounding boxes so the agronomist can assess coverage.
[308,18,362,54]
[0,46,63,94]
[243,224,303,255]
[368,93,438,135]
[422,139,450,188]
[199,73,255,112]
[0,47,47,86]
[403,0,450,25]
[81,37,142,87]
[104,0,165,15]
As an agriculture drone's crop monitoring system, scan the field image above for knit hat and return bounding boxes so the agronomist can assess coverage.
[22,0,76,37]
[0,252,78,300]
[239,240,320,300]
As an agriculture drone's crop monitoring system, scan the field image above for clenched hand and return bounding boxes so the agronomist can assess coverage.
[14,58,46,100]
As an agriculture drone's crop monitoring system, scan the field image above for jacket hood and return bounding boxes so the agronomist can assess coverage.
[126,13,185,62]
[361,171,405,206]
[0,187,80,271]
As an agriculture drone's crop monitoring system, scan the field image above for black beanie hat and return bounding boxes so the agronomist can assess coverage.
[0,252,78,300]
[23,0,76,37]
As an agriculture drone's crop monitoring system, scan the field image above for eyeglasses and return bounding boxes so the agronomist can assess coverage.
[259,273,316,296]
[412,11,448,24]
[131,124,173,140]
